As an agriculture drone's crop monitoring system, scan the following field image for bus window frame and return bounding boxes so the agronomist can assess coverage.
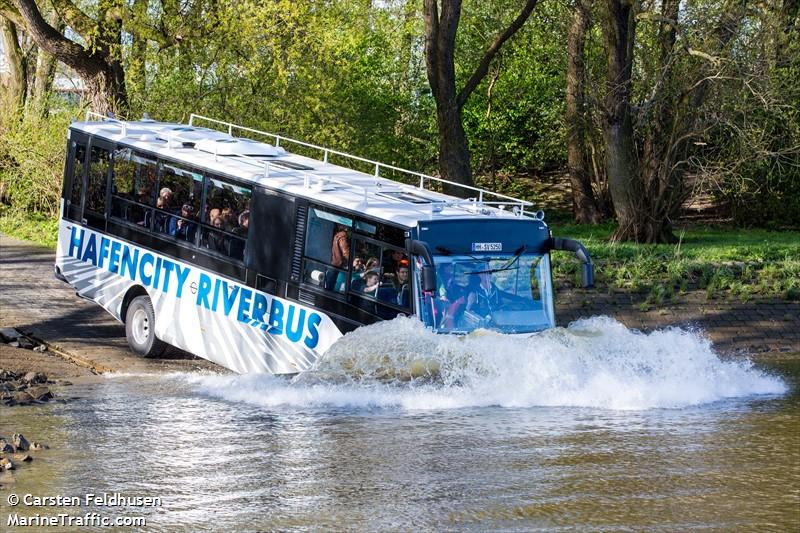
[82,136,114,231]
[348,233,412,313]
[197,173,251,263]
[299,202,413,315]
[152,159,205,247]
[64,133,89,223]
[109,148,158,229]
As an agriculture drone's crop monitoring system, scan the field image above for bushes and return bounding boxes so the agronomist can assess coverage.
[0,105,81,217]
[0,104,81,248]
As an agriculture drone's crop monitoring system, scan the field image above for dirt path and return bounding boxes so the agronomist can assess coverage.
[0,233,222,376]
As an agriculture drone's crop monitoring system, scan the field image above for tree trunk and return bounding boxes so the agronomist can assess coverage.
[0,16,26,112]
[601,0,655,241]
[436,100,472,194]
[423,0,539,193]
[28,5,62,114]
[566,0,601,224]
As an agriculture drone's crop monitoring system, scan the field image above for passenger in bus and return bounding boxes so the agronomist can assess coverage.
[394,263,410,307]
[152,195,171,233]
[206,216,229,254]
[362,270,380,298]
[229,210,249,259]
[326,224,350,291]
[441,264,478,328]
[352,256,365,275]
[159,187,174,207]
[220,206,237,230]
[207,207,221,226]
[365,257,379,272]
[383,249,407,279]
[437,262,455,301]
[169,203,197,242]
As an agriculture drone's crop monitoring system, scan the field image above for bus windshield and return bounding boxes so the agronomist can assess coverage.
[416,253,554,334]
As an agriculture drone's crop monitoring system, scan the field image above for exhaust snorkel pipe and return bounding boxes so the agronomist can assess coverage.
[549,237,594,288]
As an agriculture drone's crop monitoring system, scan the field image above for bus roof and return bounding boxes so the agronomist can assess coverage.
[69,113,541,229]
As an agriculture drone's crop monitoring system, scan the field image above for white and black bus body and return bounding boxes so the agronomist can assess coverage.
[55,115,593,375]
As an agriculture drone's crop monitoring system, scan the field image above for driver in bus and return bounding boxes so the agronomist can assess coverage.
[465,269,500,319]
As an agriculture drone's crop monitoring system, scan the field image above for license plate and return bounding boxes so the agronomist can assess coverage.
[471,242,502,252]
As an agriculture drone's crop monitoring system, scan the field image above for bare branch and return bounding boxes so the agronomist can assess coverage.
[456,0,538,109]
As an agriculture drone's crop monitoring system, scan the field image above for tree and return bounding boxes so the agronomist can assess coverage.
[4,0,127,113]
[422,0,539,190]
[597,0,751,242]
[565,0,602,223]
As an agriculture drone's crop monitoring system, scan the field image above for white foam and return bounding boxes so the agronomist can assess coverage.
[184,317,788,411]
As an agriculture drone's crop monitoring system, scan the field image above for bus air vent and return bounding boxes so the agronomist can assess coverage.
[377,191,436,204]
[267,160,315,172]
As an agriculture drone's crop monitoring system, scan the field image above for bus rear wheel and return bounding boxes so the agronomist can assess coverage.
[125,295,166,358]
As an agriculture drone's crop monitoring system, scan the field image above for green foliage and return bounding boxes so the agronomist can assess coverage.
[0,104,81,217]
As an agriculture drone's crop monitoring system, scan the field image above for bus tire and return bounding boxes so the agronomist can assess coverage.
[125,295,166,358]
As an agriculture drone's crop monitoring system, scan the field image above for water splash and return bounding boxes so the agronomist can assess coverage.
[188,317,787,411]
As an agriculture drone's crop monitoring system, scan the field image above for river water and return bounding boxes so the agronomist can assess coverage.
[2,317,798,531]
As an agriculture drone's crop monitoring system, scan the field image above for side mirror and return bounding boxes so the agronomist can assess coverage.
[422,265,437,292]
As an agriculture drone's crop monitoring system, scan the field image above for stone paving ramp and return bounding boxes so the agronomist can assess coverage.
[556,290,799,354]
[0,233,222,374]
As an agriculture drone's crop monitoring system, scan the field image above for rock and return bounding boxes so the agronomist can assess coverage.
[32,344,47,353]
[6,392,34,406]
[0,369,18,381]
[26,386,53,402]
[17,337,36,350]
[0,440,13,453]
[8,341,20,348]
[12,434,30,451]
[22,371,47,384]
[30,442,49,451]
[0,328,21,342]
[0,457,14,470]
[12,453,32,462]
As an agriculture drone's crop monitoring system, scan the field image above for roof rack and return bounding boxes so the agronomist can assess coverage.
[188,113,533,215]
[84,111,537,217]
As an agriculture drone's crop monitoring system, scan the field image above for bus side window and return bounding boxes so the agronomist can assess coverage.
[157,163,203,242]
[110,149,157,227]
[200,175,251,261]
[302,207,353,293]
[86,146,110,215]
[67,142,86,221]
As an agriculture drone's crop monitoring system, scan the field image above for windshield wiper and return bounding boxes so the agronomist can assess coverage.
[468,246,527,275]
[436,246,483,261]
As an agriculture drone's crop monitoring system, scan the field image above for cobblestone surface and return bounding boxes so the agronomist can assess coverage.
[1,232,797,375]
[0,233,220,374]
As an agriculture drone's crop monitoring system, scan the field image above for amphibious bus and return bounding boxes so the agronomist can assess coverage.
[55,113,594,374]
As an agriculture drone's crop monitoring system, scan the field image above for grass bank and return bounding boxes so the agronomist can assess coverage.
[0,208,59,249]
[550,222,800,303]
